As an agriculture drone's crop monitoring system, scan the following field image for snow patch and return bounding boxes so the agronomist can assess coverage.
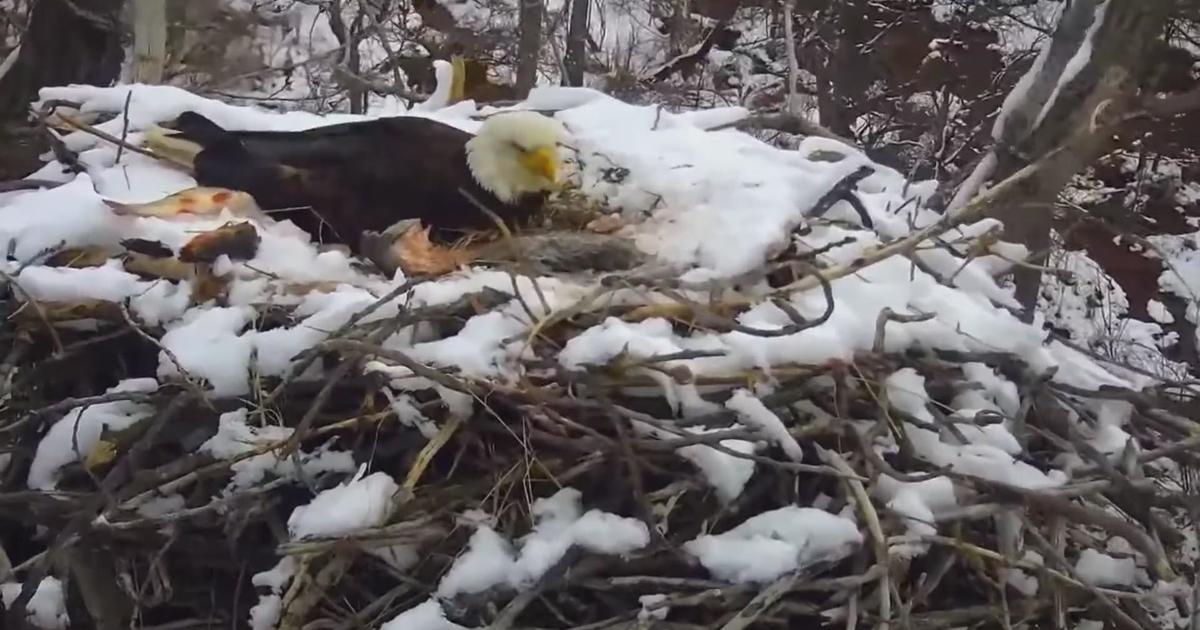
[28,378,157,490]
[287,466,400,540]
[684,506,862,583]
[0,577,70,630]
[438,489,649,597]
[1075,548,1136,588]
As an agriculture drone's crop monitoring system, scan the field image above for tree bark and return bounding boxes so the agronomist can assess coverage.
[667,0,692,57]
[0,0,126,120]
[977,0,1172,318]
[132,0,167,83]
[944,0,1103,215]
[994,0,1104,162]
[562,0,588,86]
[816,0,868,137]
[781,0,799,116]
[515,0,543,96]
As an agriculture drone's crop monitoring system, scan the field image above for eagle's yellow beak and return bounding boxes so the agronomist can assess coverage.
[521,146,560,184]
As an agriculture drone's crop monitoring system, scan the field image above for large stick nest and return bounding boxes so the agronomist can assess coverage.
[1,92,1199,630]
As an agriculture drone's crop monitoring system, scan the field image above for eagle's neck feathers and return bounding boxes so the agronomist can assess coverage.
[463,112,567,204]
[465,135,527,204]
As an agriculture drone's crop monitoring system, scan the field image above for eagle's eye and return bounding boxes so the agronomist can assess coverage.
[510,141,528,153]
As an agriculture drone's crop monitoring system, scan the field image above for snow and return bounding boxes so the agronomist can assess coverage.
[3,83,1146,408]
[930,1,958,23]
[544,92,931,282]
[382,390,439,439]
[253,556,298,592]
[1084,400,1136,458]
[156,286,399,397]
[0,175,124,261]
[0,577,70,630]
[678,436,760,503]
[572,508,653,554]
[684,506,863,583]
[512,488,648,587]
[38,84,369,154]
[949,415,1023,455]
[957,363,1020,417]
[437,488,650,598]
[248,595,283,630]
[557,250,1110,402]
[1146,299,1174,324]
[638,594,670,621]
[437,526,516,598]
[380,599,470,630]
[886,369,936,422]
[248,557,297,630]
[1041,248,1188,381]
[135,494,186,519]
[198,409,355,492]
[17,260,146,302]
[1075,548,1136,588]
[630,416,759,503]
[724,389,804,462]
[27,378,158,490]
[559,317,688,371]
[287,466,400,539]
[886,369,1067,490]
[407,311,532,377]
[1008,550,1044,596]
[130,279,193,326]
[1146,231,1200,351]
[157,306,255,395]
[875,475,958,557]
[413,60,455,112]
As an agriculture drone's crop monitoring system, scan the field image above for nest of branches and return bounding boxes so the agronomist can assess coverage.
[2,87,1200,630]
[0,198,1198,630]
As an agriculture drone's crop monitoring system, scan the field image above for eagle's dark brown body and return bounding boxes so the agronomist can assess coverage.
[170,112,546,248]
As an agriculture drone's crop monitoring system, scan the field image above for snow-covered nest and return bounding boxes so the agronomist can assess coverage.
[1,83,1196,630]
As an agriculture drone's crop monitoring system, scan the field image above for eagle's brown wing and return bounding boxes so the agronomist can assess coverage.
[170,112,541,250]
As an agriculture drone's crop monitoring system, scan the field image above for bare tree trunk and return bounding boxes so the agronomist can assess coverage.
[667,0,691,56]
[945,0,1104,215]
[781,0,799,116]
[132,0,166,83]
[815,0,867,137]
[562,0,588,86]
[961,0,1172,319]
[346,19,365,114]
[515,0,543,96]
[328,2,368,114]
[0,0,126,119]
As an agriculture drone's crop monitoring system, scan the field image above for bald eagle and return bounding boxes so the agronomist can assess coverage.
[145,110,568,250]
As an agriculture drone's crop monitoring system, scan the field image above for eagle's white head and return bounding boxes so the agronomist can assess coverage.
[466,111,568,203]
